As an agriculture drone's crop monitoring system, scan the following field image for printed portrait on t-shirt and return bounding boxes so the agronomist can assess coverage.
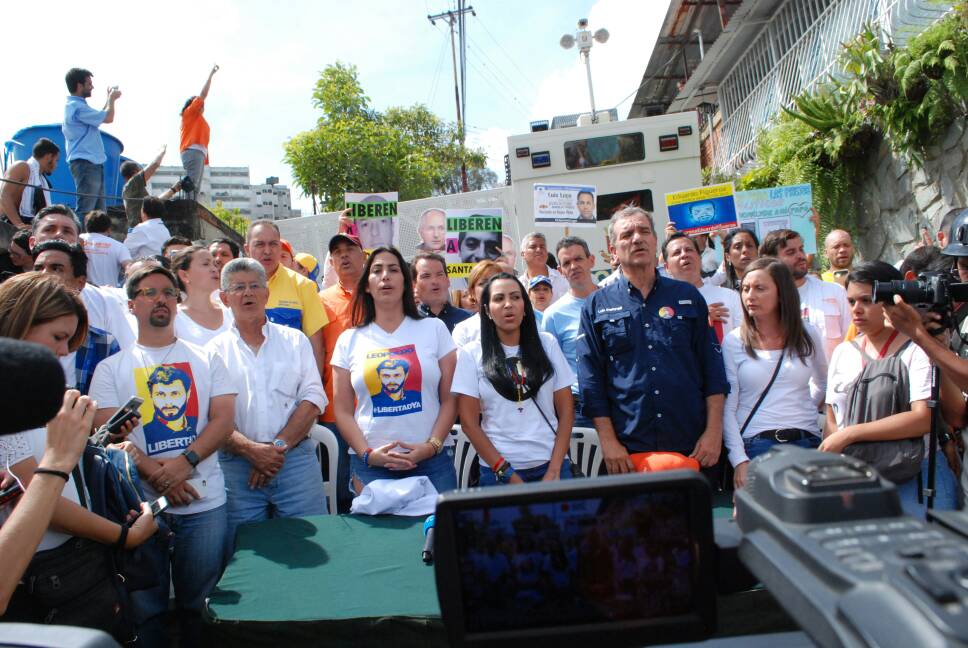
[364,345,423,417]
[135,363,200,455]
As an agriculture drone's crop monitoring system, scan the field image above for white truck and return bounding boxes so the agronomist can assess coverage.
[276,111,702,281]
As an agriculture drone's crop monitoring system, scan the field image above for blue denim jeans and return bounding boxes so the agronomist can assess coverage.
[479,458,574,486]
[132,504,229,648]
[220,440,326,547]
[743,432,821,461]
[321,421,353,513]
[896,450,959,518]
[69,158,105,217]
[350,446,457,495]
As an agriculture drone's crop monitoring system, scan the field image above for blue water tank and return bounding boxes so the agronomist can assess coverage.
[4,124,125,209]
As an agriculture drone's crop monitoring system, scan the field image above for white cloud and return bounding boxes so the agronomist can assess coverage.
[529,0,669,122]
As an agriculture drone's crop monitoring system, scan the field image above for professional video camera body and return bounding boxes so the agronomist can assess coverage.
[433,447,968,647]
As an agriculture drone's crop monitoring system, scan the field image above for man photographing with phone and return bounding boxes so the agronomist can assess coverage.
[89,264,237,648]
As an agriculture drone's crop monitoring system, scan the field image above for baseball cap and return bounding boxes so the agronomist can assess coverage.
[279,239,294,257]
[528,275,553,290]
[329,233,363,253]
[294,253,319,281]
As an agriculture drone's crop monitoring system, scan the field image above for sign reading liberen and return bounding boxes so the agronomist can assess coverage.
[444,208,504,278]
[533,184,598,227]
[344,191,399,251]
[665,182,738,235]
[734,184,816,254]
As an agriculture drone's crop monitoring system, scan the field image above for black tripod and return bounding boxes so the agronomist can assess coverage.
[925,364,941,510]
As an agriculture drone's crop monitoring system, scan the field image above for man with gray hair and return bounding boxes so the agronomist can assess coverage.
[518,231,569,304]
[416,208,446,252]
[577,207,728,475]
[209,257,329,540]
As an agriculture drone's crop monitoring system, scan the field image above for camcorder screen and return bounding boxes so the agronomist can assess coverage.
[453,490,696,633]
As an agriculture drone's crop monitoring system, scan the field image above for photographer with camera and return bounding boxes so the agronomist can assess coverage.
[882,209,968,505]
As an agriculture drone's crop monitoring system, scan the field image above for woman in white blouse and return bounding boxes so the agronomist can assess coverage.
[723,258,827,488]
[171,246,233,346]
[331,247,459,495]
[453,274,574,485]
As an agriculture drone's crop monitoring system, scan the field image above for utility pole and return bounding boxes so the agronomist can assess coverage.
[429,4,475,192]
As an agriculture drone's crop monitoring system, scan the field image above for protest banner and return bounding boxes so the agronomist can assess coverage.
[533,184,598,226]
[444,208,503,278]
[734,183,816,254]
[344,191,399,251]
[665,182,738,235]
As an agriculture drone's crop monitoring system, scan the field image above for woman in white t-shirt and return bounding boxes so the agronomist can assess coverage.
[172,246,233,346]
[453,274,575,485]
[724,258,827,489]
[0,274,156,562]
[821,261,959,515]
[720,227,760,291]
[332,247,459,495]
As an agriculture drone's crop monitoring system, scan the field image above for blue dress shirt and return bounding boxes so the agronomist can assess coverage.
[63,96,108,164]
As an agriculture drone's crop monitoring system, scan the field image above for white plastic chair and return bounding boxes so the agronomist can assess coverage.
[450,426,479,489]
[570,426,604,478]
[309,424,340,515]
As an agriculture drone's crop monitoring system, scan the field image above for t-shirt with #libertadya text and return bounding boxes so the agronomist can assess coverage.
[331,316,457,451]
[89,338,237,514]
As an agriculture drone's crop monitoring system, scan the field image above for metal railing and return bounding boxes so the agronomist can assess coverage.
[713,0,955,175]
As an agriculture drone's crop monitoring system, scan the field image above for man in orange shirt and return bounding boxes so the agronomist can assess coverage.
[319,232,365,512]
[180,65,218,198]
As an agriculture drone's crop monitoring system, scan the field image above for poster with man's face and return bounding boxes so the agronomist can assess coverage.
[533,184,597,227]
[444,208,503,278]
[364,344,423,417]
[345,192,399,251]
[416,208,446,253]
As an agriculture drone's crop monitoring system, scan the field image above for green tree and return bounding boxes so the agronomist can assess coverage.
[284,62,489,211]
[210,201,249,236]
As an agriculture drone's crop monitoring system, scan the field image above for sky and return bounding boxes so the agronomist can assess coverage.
[1,0,669,214]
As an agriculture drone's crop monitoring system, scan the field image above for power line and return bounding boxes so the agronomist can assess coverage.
[465,53,531,117]
[466,35,536,104]
[473,13,540,90]
[426,33,449,106]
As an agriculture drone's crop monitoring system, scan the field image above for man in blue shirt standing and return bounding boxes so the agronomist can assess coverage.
[542,235,598,427]
[577,207,728,474]
[63,68,121,217]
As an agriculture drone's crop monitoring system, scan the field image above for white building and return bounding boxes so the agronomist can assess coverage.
[147,165,299,220]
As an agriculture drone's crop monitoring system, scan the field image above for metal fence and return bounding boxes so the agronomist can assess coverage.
[713,0,955,174]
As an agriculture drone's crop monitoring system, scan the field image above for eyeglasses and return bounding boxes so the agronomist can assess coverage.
[134,287,178,300]
[226,282,266,294]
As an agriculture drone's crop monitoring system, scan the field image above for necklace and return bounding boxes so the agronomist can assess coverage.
[138,337,178,371]
[510,358,527,413]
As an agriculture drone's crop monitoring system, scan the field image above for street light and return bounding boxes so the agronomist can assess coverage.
[561,18,609,123]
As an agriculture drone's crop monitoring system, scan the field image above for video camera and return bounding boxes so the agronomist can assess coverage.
[433,447,968,646]
[874,271,968,329]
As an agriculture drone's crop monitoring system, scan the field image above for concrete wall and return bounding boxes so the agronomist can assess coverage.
[855,120,968,264]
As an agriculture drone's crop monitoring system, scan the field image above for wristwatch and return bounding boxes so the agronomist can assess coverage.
[272,439,289,452]
[181,449,200,468]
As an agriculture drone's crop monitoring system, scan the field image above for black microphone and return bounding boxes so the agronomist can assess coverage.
[422,514,435,564]
[0,339,65,436]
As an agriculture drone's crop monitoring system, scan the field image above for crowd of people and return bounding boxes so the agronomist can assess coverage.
[1,64,968,648]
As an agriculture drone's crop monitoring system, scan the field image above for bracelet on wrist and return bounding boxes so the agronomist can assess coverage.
[115,522,130,550]
[363,447,374,467]
[427,437,443,455]
[34,468,70,482]
[491,457,507,473]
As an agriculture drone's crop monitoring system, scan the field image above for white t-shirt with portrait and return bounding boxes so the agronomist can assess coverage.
[331,316,457,450]
[826,337,931,430]
[453,332,574,469]
[89,339,237,515]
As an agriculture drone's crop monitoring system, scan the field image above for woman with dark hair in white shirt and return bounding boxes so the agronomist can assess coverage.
[723,258,827,489]
[171,246,233,346]
[453,273,574,485]
[331,247,458,495]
